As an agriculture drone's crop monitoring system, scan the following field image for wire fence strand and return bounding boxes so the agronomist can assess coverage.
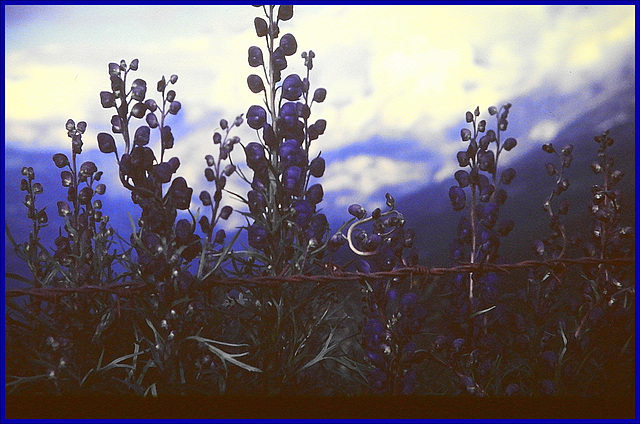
[4,256,634,300]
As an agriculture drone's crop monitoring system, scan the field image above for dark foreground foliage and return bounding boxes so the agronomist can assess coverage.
[5,5,635,419]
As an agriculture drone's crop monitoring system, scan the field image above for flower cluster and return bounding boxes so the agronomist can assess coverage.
[448,105,518,322]
[97,59,199,288]
[239,5,328,276]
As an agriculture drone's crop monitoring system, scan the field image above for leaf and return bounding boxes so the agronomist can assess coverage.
[470,305,496,319]
[186,336,261,373]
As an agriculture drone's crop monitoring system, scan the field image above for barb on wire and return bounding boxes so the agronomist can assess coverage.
[4,256,634,300]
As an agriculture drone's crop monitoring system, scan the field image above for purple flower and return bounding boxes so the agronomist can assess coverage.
[134,126,150,146]
[248,46,264,67]
[247,105,267,130]
[455,170,470,188]
[348,204,367,220]
[167,177,193,210]
[281,74,304,101]
[279,139,306,168]
[272,47,287,71]
[248,222,268,249]
[503,137,517,151]
[305,183,323,205]
[245,142,267,171]
[97,132,116,154]
[283,166,303,195]
[247,74,265,93]
[449,186,466,211]
[100,91,116,108]
[309,156,325,178]
[279,33,298,56]
[500,168,516,185]
[313,88,327,103]
[279,102,299,130]
[131,78,147,101]
[291,199,314,226]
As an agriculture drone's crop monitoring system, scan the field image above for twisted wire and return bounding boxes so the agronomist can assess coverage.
[5,256,633,301]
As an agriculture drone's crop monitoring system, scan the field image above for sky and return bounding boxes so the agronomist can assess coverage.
[4,4,636,232]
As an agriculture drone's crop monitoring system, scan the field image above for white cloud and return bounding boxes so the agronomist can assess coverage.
[4,5,635,208]
[322,155,431,208]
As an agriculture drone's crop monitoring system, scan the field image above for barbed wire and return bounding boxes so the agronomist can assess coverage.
[4,256,633,301]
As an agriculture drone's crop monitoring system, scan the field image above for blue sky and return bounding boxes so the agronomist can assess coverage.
[4,4,636,232]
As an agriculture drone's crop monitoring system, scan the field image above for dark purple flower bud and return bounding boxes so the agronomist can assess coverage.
[95,183,106,195]
[348,204,367,220]
[247,74,265,93]
[313,88,327,103]
[199,215,210,234]
[131,102,147,119]
[161,126,174,149]
[145,99,158,112]
[477,119,486,133]
[329,232,347,250]
[485,130,496,142]
[133,126,150,146]
[465,111,474,123]
[309,156,325,178]
[110,115,123,133]
[248,222,267,249]
[306,184,324,204]
[245,142,267,171]
[60,170,73,187]
[110,75,124,93]
[168,177,193,210]
[542,143,555,154]
[150,163,171,184]
[283,166,303,194]
[248,46,264,67]
[248,190,266,213]
[449,186,466,211]
[223,164,236,177]
[219,205,233,220]
[503,137,517,151]
[461,128,471,141]
[78,187,93,205]
[79,161,97,178]
[168,157,180,173]
[100,91,116,108]
[277,4,293,20]
[57,201,71,217]
[214,229,226,245]
[166,90,176,102]
[478,135,491,150]
[169,101,181,115]
[272,47,287,71]
[279,33,297,56]
[31,182,43,194]
[204,168,215,182]
[455,170,470,188]
[478,150,495,173]
[282,74,304,101]
[291,199,313,226]
[494,188,507,205]
[145,112,158,129]
[199,190,211,206]
[254,17,268,37]
[52,153,69,168]
[108,62,120,76]
[500,168,516,185]
[157,76,167,92]
[488,106,498,115]
[131,78,147,101]
[169,74,178,84]
[247,105,267,130]
[204,155,215,167]
[457,151,470,167]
